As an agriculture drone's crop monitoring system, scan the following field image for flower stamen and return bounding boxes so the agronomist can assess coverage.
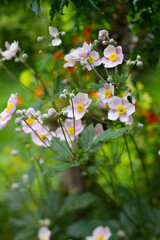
[26,117,34,125]
[67,126,74,135]
[76,103,85,112]
[109,53,117,61]
[89,56,95,63]
[6,103,13,113]
[104,90,111,98]
[117,105,125,114]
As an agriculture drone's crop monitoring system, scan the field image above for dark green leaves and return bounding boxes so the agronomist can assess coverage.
[79,125,128,152]
[78,124,95,150]
[50,0,69,20]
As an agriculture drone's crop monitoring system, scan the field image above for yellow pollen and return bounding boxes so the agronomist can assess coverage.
[117,105,125,114]
[104,90,111,98]
[109,53,117,61]
[76,103,85,112]
[1,118,5,122]
[40,235,46,240]
[89,56,95,63]
[39,134,47,141]
[67,126,74,135]
[26,117,34,125]
[97,235,104,240]
[84,51,86,53]
[6,103,13,113]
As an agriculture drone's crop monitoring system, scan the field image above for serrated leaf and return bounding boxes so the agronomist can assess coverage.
[49,0,69,20]
[93,127,128,144]
[78,124,95,150]
[89,80,104,92]
[51,136,71,157]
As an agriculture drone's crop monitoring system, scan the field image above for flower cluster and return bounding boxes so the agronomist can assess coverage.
[98,83,135,125]
[0,93,18,130]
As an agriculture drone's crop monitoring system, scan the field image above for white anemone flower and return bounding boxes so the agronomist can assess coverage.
[49,26,62,46]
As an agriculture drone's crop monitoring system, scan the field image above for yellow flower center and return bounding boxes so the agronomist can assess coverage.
[104,90,111,98]
[84,51,86,53]
[0,118,5,122]
[26,117,34,125]
[67,126,74,135]
[109,53,117,61]
[76,103,85,112]
[97,235,104,240]
[39,134,47,141]
[6,103,13,113]
[40,235,46,240]
[117,105,125,114]
[89,56,95,63]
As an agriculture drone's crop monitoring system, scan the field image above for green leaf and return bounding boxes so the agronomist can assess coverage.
[48,162,80,178]
[30,100,43,110]
[88,80,104,92]
[30,0,40,16]
[51,136,71,157]
[78,124,95,150]
[49,0,69,20]
[93,127,129,144]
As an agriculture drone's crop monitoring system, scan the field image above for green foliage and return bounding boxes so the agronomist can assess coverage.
[30,0,40,16]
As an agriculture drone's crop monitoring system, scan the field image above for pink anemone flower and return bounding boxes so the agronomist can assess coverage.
[108,96,135,125]
[0,109,11,130]
[31,126,55,147]
[102,45,124,68]
[56,118,84,143]
[65,92,92,120]
[38,226,51,240]
[1,41,19,60]
[22,107,42,133]
[84,51,101,71]
[97,83,114,103]
[86,226,112,240]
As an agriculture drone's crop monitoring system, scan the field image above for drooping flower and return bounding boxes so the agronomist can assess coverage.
[108,96,135,125]
[94,123,104,139]
[0,109,11,130]
[56,118,84,144]
[49,26,62,46]
[38,226,51,240]
[86,226,112,240]
[97,83,114,103]
[31,126,55,147]
[102,45,124,68]
[84,51,102,71]
[0,41,19,60]
[66,92,92,120]
[21,107,42,133]
[98,30,109,40]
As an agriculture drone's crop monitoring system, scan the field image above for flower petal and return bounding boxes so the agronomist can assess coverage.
[49,26,59,37]
[108,110,119,120]
[52,38,62,46]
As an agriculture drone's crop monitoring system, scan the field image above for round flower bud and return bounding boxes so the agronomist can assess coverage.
[80,59,88,67]
[37,36,44,42]
[117,230,125,238]
[107,76,112,82]
[16,110,22,117]
[22,109,26,115]
[22,174,29,182]
[15,58,20,62]
[60,94,67,100]
[61,31,66,36]
[126,60,132,66]
[11,150,18,156]
[15,118,22,125]
[109,38,114,43]
[39,159,45,165]
[138,123,144,129]
[69,93,75,98]
[127,87,132,93]
[22,53,28,60]
[63,110,68,116]
[63,89,68,94]
[136,55,141,60]
[102,41,107,45]
[11,183,19,190]
[131,61,136,65]
[48,108,56,117]
[42,113,49,120]
[136,61,143,67]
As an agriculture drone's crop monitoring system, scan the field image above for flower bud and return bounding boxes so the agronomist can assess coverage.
[107,76,112,82]
[63,110,68,116]
[15,58,20,62]
[22,53,28,60]
[61,31,66,36]
[136,61,143,67]
[80,59,88,67]
[48,108,56,117]
[60,94,67,100]
[16,110,22,117]
[158,150,160,156]
[117,230,125,238]
[22,174,29,182]
[63,89,68,94]
[11,183,19,190]
[109,38,114,43]
[138,123,144,129]
[136,55,141,60]
[15,118,22,125]
[11,150,18,156]
[69,93,75,98]
[37,36,44,42]
[126,60,132,66]
[39,159,45,165]
[102,41,107,45]
[42,113,49,120]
